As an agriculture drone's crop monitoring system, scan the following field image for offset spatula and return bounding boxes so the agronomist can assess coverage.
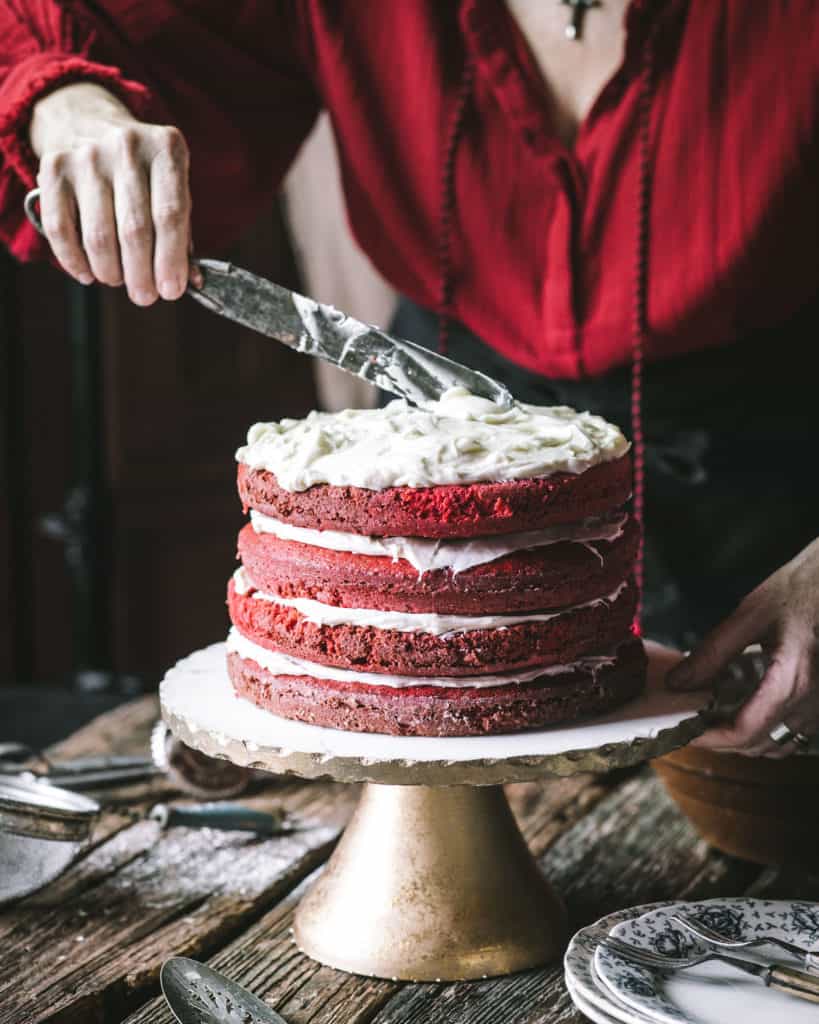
[24,188,514,408]
[188,259,514,406]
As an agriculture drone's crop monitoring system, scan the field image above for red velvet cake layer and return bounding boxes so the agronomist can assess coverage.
[226,638,646,737]
[227,577,637,676]
[237,515,640,615]
[237,455,632,539]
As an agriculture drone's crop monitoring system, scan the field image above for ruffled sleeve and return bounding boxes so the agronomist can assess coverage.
[0,0,321,261]
[0,1,166,260]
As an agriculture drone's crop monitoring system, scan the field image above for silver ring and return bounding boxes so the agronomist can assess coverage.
[23,187,43,235]
[793,730,813,749]
[769,722,796,746]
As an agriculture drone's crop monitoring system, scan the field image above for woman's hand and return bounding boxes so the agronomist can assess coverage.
[30,82,197,304]
[666,536,819,756]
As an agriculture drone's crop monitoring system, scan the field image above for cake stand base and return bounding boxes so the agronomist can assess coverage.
[294,782,565,981]
[161,642,717,981]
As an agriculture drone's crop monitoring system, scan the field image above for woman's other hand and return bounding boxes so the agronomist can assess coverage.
[30,82,198,304]
[666,537,819,756]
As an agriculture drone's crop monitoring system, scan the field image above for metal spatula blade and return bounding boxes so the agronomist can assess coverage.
[189,259,514,407]
[161,957,288,1024]
[22,188,514,408]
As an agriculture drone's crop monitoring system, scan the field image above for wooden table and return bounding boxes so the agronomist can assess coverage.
[2,697,818,1024]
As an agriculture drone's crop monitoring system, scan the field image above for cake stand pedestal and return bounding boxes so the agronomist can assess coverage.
[160,642,711,981]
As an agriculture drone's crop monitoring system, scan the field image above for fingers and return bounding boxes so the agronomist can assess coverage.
[691,632,818,756]
[150,128,191,300]
[35,122,192,304]
[675,541,819,758]
[690,646,798,751]
[37,155,93,284]
[666,595,767,691]
[114,130,156,305]
[76,163,122,288]
[753,650,819,757]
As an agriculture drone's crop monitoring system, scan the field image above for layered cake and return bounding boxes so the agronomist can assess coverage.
[226,387,646,736]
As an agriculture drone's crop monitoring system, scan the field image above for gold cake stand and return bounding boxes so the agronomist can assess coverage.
[160,642,711,981]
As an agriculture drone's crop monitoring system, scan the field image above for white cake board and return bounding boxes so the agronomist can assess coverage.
[159,641,710,786]
[159,640,715,981]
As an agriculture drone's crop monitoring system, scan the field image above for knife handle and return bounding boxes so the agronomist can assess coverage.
[149,802,286,835]
[768,964,819,1002]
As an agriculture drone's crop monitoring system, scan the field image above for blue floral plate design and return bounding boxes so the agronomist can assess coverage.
[566,973,640,1024]
[594,898,819,1024]
[565,903,672,1023]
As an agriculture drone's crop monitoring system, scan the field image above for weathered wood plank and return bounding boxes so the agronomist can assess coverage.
[0,776,357,1024]
[123,872,397,1024]
[7,691,797,1024]
[0,696,201,945]
[745,863,819,902]
[118,814,819,1024]
[123,771,734,1024]
[122,772,618,1024]
[0,700,163,947]
[506,775,610,858]
[46,695,160,760]
[358,773,761,1024]
[544,773,756,925]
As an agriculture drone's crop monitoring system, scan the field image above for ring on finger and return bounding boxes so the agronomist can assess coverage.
[768,722,813,748]
[768,722,798,746]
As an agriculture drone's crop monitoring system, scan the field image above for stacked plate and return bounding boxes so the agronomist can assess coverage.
[564,898,819,1023]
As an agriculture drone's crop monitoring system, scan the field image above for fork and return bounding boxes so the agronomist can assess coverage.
[598,935,819,1002]
[671,912,811,959]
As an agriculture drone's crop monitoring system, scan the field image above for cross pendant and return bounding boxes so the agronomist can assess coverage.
[560,0,602,41]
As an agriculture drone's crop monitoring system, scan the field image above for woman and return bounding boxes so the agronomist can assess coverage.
[1,0,818,755]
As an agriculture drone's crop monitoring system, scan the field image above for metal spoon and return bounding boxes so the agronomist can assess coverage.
[671,913,811,959]
[161,957,288,1024]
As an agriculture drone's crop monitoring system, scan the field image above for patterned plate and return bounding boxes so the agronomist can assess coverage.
[594,898,819,1024]
[567,974,646,1024]
[565,903,669,1023]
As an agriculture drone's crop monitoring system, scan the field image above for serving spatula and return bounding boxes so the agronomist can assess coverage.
[24,188,514,408]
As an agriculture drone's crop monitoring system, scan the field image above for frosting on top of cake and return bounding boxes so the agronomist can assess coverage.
[236,387,629,492]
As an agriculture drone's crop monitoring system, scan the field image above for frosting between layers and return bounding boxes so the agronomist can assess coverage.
[249,509,626,576]
[236,387,629,491]
[226,627,616,690]
[233,568,628,636]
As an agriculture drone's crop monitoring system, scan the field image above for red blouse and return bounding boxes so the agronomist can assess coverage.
[1,0,818,379]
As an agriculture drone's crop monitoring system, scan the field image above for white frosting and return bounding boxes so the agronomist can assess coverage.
[233,569,628,637]
[236,387,629,492]
[249,509,626,576]
[226,627,615,690]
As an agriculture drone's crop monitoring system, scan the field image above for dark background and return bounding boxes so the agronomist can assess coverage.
[1,205,316,744]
